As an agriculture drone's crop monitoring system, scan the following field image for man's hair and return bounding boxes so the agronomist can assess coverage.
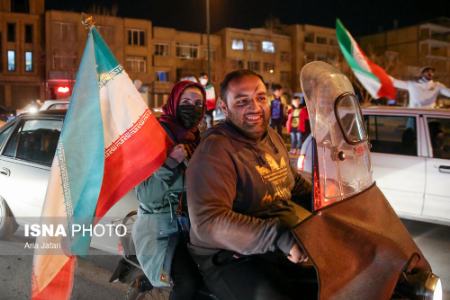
[420,66,435,76]
[220,69,265,104]
[271,83,282,91]
[292,96,301,100]
[199,72,208,78]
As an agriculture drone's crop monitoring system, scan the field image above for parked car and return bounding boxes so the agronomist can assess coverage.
[39,99,70,111]
[0,110,138,253]
[297,106,450,226]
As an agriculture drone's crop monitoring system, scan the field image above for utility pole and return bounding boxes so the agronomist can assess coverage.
[206,0,211,79]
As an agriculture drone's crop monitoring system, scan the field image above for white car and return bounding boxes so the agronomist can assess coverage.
[0,111,138,253]
[39,99,70,111]
[298,106,450,226]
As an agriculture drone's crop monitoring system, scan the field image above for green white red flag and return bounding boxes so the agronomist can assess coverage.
[336,19,396,100]
[31,26,170,300]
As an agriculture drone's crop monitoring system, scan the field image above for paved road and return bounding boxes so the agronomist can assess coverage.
[0,219,449,300]
[0,231,127,300]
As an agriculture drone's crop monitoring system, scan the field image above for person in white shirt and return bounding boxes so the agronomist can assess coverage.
[393,67,450,108]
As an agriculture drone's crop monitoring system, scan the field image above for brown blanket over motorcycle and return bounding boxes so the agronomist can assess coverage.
[292,183,430,300]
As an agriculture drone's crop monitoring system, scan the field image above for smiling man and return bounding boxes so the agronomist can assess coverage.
[186,70,314,300]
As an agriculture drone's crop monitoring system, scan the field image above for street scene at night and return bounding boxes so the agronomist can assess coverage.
[0,0,449,299]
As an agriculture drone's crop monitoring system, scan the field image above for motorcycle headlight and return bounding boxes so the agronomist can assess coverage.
[397,271,443,300]
[432,277,442,300]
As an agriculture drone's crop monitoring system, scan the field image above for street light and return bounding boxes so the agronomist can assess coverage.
[206,0,211,79]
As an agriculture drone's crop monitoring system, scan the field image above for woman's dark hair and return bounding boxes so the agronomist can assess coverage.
[220,69,265,105]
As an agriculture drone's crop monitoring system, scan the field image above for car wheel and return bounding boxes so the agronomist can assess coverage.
[0,198,17,239]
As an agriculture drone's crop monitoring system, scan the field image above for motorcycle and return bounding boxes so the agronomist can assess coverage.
[291,61,442,300]
[110,61,443,300]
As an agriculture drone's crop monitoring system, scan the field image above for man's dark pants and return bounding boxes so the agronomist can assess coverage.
[270,118,284,136]
[191,250,318,300]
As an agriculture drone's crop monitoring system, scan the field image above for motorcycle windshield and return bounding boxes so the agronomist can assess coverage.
[300,61,373,210]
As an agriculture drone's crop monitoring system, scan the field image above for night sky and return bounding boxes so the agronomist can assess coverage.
[46,0,450,36]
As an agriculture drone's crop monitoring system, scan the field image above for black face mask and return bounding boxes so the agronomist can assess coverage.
[177,105,203,129]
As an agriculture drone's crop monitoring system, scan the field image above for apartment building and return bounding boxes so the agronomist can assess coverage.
[359,18,450,87]
[0,0,45,109]
[0,2,352,109]
[152,26,222,107]
[217,27,293,93]
[45,10,152,100]
[285,24,341,92]
[3,1,446,110]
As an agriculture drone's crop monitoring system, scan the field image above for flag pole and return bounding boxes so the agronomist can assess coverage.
[81,13,95,29]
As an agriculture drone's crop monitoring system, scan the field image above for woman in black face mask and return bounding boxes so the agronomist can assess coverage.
[132,81,206,300]
[177,88,205,130]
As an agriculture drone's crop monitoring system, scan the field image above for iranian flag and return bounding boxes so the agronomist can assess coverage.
[336,19,396,100]
[31,25,171,299]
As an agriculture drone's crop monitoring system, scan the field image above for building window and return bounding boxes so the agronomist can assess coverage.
[126,56,147,73]
[280,71,290,83]
[247,40,259,51]
[280,51,290,62]
[24,24,33,44]
[305,32,315,43]
[176,43,199,59]
[53,22,76,42]
[248,61,260,72]
[154,43,169,56]
[231,60,245,69]
[10,0,29,13]
[7,50,15,71]
[156,71,169,82]
[329,38,337,45]
[25,51,32,72]
[7,23,16,42]
[53,54,77,70]
[127,29,146,46]
[231,39,244,50]
[262,41,275,53]
[316,36,327,44]
[263,62,275,73]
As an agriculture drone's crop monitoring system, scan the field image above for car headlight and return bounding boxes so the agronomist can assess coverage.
[432,277,442,300]
[396,271,442,300]
[28,106,38,114]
